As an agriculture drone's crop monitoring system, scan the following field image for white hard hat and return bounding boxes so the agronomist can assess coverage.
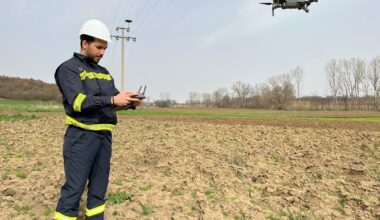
[79,19,112,43]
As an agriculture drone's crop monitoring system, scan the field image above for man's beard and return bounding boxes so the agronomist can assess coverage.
[89,54,102,64]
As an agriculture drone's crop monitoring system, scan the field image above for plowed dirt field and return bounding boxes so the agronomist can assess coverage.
[0,113,379,219]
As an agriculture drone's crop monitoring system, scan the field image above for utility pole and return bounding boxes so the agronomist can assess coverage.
[111,20,136,92]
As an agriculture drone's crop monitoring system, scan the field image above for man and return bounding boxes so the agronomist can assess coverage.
[53,19,141,220]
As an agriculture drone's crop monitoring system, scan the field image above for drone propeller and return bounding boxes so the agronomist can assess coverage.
[260,2,273,5]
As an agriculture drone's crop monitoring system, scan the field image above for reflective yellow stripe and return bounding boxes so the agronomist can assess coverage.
[73,93,86,112]
[80,70,112,81]
[53,211,77,220]
[65,115,115,131]
[86,203,106,217]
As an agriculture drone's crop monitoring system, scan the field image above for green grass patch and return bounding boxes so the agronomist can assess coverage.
[191,190,198,199]
[232,155,246,167]
[26,108,63,113]
[112,179,123,186]
[0,99,63,113]
[0,114,38,121]
[205,186,223,202]
[222,210,230,216]
[139,182,154,191]
[271,154,280,163]
[16,172,27,179]
[138,201,154,215]
[234,209,248,220]
[336,195,347,213]
[171,188,185,196]
[43,207,53,216]
[0,138,6,145]
[280,208,309,220]
[1,173,10,181]
[13,205,31,215]
[0,99,60,106]
[191,205,200,212]
[106,191,133,205]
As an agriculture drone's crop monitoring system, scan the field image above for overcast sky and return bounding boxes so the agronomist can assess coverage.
[1,0,380,102]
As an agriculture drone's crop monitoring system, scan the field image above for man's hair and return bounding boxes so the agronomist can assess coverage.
[80,34,95,48]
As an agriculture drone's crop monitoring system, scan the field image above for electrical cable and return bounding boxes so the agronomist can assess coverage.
[133,0,161,34]
[136,0,176,37]
[134,0,153,22]
[111,0,123,28]
[124,0,136,20]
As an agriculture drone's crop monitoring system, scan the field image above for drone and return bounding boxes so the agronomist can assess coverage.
[260,0,319,16]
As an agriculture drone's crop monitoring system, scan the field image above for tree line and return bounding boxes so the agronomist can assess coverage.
[0,75,61,101]
[326,57,380,111]
[184,56,380,111]
[186,66,304,110]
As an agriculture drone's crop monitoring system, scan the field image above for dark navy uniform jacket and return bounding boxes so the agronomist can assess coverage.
[55,53,119,131]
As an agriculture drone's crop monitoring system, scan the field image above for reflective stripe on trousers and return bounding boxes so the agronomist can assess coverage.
[53,211,77,220]
[86,203,106,217]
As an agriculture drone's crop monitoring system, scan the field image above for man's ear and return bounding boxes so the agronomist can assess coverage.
[82,40,88,49]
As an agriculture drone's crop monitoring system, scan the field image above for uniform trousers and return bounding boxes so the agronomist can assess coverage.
[55,125,112,220]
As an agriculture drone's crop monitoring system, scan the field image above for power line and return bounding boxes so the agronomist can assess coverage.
[119,0,131,25]
[134,0,153,22]
[108,0,129,73]
[111,0,123,28]
[111,20,137,91]
[136,0,176,36]
[125,0,136,20]
[133,0,161,34]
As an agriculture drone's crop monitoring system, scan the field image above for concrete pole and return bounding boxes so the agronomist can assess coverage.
[110,20,136,92]
[121,28,125,92]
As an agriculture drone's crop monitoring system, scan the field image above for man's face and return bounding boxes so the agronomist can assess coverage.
[82,39,108,63]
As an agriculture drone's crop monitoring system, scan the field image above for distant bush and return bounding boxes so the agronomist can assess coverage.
[154,99,176,108]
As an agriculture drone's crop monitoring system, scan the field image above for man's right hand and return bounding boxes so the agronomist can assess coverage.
[113,92,139,107]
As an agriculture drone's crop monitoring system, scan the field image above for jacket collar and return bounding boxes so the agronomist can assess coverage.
[74,52,96,65]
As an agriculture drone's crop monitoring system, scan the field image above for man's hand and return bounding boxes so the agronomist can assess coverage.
[113,92,140,107]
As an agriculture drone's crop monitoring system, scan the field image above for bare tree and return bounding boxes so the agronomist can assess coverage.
[339,59,355,110]
[368,56,380,110]
[187,92,202,106]
[155,93,174,108]
[212,87,230,108]
[201,93,212,107]
[252,83,271,109]
[325,59,341,110]
[160,93,170,101]
[231,81,253,108]
[351,57,366,110]
[291,66,304,105]
[268,73,295,110]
